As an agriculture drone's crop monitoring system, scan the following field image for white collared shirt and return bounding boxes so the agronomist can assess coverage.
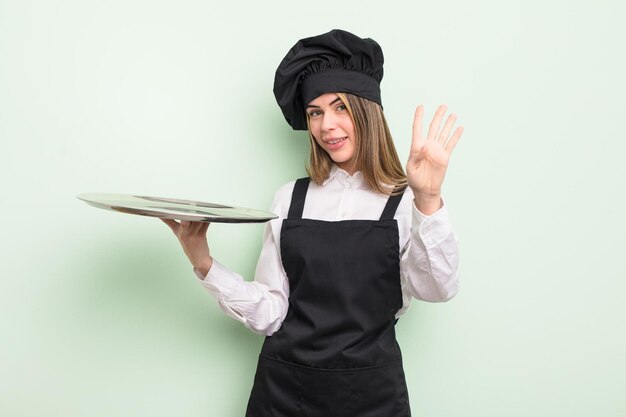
[195,166,460,336]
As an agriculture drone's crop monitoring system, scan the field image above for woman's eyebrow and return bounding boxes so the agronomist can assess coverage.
[306,97,343,109]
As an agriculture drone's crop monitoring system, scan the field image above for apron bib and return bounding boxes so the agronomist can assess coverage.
[246,178,411,417]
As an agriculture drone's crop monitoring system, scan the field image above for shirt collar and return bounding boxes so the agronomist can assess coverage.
[323,165,365,187]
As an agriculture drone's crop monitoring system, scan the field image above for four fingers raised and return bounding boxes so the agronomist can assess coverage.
[413,104,464,155]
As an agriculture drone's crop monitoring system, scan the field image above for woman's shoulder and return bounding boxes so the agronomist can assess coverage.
[269,178,305,218]
[272,180,296,202]
[272,175,320,199]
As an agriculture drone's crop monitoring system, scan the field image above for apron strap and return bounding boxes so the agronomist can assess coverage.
[287,177,310,219]
[288,178,404,220]
[379,186,406,221]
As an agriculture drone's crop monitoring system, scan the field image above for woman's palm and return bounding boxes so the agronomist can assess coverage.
[407,105,463,197]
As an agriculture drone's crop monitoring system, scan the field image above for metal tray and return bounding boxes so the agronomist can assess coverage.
[77,193,277,223]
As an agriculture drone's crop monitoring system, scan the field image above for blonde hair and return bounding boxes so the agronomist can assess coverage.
[306,92,407,195]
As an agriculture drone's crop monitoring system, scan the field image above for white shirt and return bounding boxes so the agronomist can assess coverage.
[194,166,460,336]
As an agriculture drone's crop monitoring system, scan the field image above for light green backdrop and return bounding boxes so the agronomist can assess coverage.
[1,0,624,416]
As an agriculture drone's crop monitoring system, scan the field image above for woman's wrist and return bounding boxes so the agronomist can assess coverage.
[194,257,213,278]
[412,190,442,216]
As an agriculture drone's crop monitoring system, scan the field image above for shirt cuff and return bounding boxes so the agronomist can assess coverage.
[194,260,229,283]
[193,267,208,281]
[194,260,241,294]
[411,199,455,248]
[193,259,248,322]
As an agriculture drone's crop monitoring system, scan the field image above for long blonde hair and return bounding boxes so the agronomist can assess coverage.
[306,92,407,195]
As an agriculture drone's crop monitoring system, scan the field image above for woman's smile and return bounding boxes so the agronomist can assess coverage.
[324,136,348,148]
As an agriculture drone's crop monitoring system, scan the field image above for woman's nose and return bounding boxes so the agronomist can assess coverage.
[321,112,337,131]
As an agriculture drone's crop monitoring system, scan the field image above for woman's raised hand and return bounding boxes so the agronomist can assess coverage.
[407,105,464,215]
[161,219,213,277]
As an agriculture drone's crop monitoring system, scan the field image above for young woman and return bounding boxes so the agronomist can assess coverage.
[163,29,463,417]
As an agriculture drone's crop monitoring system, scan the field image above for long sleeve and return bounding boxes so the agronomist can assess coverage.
[398,200,460,309]
[193,189,292,336]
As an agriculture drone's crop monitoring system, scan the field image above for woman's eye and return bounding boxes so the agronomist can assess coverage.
[336,104,346,111]
[309,110,322,117]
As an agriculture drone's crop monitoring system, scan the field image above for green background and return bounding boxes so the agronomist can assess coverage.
[1,0,624,416]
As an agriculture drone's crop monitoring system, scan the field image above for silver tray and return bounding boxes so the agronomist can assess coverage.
[77,193,277,223]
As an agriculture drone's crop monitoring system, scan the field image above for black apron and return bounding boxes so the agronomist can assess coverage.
[245,178,411,417]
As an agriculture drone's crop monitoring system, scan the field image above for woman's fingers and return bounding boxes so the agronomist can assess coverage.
[199,222,210,234]
[161,218,179,233]
[427,104,448,141]
[411,105,425,153]
[162,218,210,236]
[445,126,464,153]
[180,220,208,235]
[438,113,457,145]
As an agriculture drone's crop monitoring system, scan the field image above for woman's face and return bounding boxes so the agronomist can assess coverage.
[306,93,357,174]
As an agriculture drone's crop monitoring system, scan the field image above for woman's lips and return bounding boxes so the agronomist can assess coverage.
[325,136,347,150]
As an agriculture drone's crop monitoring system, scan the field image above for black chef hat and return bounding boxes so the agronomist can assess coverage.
[273,29,384,131]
